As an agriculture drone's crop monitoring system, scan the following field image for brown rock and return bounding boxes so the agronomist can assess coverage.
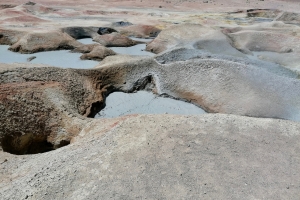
[8,30,81,53]
[116,24,161,38]
[0,64,119,154]
[0,29,26,45]
[146,24,216,54]
[1,114,300,199]
[80,45,116,61]
[93,32,139,47]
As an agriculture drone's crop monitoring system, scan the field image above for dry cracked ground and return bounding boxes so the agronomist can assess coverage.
[1,0,300,199]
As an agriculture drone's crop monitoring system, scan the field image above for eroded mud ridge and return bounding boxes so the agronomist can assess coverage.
[1,0,300,199]
[1,48,300,154]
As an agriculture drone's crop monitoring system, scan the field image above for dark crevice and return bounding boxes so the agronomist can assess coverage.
[76,36,92,40]
[97,27,117,35]
[1,133,55,155]
[128,75,153,93]
[87,101,106,118]
[55,140,71,149]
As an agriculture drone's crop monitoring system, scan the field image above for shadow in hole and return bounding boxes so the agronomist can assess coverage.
[1,133,70,155]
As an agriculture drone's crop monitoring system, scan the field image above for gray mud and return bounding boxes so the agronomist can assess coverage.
[95,91,206,118]
[109,37,154,56]
[155,48,298,79]
[76,37,154,56]
[0,45,99,68]
[110,44,154,56]
[77,38,98,44]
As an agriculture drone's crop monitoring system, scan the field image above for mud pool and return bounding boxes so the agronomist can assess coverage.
[109,44,154,56]
[110,37,154,56]
[77,37,155,56]
[0,45,99,69]
[95,91,206,118]
[77,38,98,44]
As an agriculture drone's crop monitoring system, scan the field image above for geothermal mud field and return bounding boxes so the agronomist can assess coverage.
[1,0,300,199]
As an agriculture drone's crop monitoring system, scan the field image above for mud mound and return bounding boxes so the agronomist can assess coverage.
[1,114,300,199]
[0,29,26,45]
[97,56,300,121]
[1,2,300,199]
[0,65,104,154]
[79,45,116,61]
[223,22,300,72]
[146,24,219,54]
[155,48,297,78]
[93,32,140,47]
[61,26,99,39]
[117,24,161,38]
[8,30,81,53]
[146,24,241,57]
[2,54,300,153]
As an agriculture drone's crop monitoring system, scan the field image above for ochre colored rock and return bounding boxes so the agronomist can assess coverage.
[8,30,81,53]
[79,45,116,61]
[117,24,161,38]
[93,32,139,47]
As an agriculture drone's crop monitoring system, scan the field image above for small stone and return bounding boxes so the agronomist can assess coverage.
[27,56,36,62]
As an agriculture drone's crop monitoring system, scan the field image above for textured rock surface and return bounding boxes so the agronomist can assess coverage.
[146,24,215,54]
[0,29,26,45]
[2,54,300,154]
[8,30,81,53]
[223,22,300,72]
[1,114,300,199]
[73,44,116,61]
[61,26,99,39]
[116,24,161,38]
[97,55,300,121]
[93,32,140,47]
[1,0,300,199]
[0,64,115,154]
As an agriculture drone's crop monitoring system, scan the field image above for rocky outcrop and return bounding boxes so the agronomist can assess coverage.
[8,30,81,53]
[97,27,117,35]
[0,29,27,45]
[2,1,300,199]
[77,44,116,61]
[146,23,300,73]
[93,32,140,47]
[1,114,300,199]
[223,22,300,72]
[146,24,230,54]
[61,26,99,39]
[97,55,300,121]
[0,64,107,154]
[117,24,161,38]
[2,53,300,154]
[225,30,300,53]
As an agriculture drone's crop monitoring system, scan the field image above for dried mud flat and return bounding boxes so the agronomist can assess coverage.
[1,0,300,199]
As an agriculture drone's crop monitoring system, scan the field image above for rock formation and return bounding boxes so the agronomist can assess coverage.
[8,31,81,53]
[1,0,300,199]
